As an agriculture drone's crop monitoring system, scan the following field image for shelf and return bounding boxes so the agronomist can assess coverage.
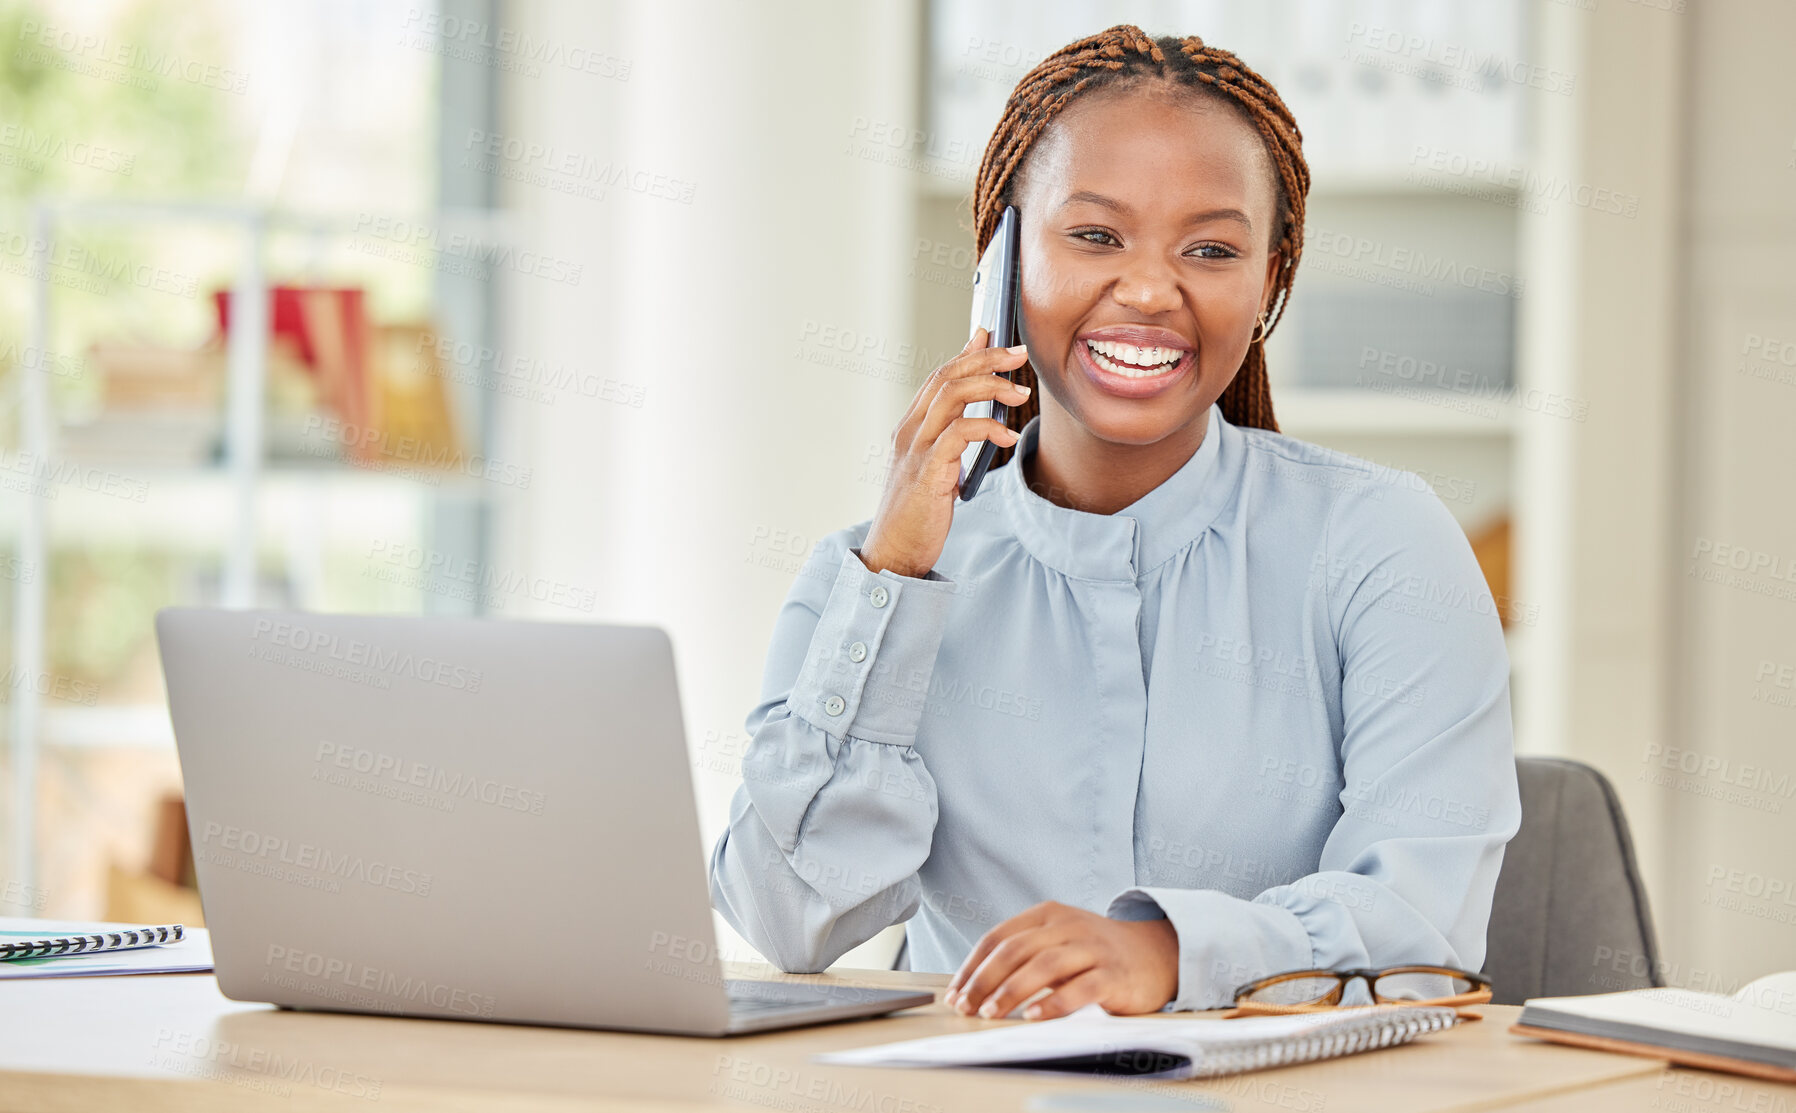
[42,705,175,750]
[2,455,508,494]
[0,473,444,546]
[917,172,1524,205]
[8,191,512,894]
[33,198,518,238]
[1307,172,1524,201]
[1274,388,1517,436]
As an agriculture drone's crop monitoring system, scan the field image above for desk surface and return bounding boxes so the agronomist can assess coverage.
[1,964,1789,1113]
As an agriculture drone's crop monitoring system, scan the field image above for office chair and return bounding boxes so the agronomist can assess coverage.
[1482,756,1664,1004]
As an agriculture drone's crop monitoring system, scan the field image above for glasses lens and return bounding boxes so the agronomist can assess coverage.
[1372,971,1476,1001]
[1243,975,1342,1006]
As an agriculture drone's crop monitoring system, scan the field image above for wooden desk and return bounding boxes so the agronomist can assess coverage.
[0,965,1786,1113]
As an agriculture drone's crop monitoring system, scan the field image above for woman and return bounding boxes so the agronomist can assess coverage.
[708,26,1521,1020]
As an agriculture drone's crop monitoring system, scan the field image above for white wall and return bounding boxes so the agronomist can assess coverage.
[1666,0,1796,989]
[496,1,921,964]
[1514,0,1683,936]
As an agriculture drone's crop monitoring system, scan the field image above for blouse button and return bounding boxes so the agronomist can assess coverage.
[848,641,867,663]
[824,695,846,716]
[869,585,890,608]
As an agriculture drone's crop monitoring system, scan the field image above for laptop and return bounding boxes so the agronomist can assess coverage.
[155,608,933,1036]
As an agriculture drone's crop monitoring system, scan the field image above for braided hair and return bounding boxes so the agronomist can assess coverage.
[973,25,1309,462]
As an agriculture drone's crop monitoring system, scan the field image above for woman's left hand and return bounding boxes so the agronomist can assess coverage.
[944,901,1181,1020]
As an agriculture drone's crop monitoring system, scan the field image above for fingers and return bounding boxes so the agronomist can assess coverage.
[929,368,1031,428]
[892,416,1015,503]
[872,417,1013,504]
[949,905,1083,1018]
[897,326,987,429]
[961,343,1031,379]
[918,370,1031,445]
[954,326,1028,377]
[923,417,1018,482]
[894,342,1029,451]
[979,946,1097,1021]
[950,927,1051,1016]
[1024,968,1108,1021]
[944,907,1178,1023]
[947,901,1054,995]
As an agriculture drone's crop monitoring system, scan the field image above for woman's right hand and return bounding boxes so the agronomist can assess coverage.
[859,327,1033,579]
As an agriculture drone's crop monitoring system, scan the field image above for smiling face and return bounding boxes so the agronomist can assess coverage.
[1010,80,1285,446]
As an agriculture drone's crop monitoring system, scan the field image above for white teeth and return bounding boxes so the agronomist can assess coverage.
[1085,339,1184,377]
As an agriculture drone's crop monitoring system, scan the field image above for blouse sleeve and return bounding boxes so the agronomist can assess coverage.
[1107,479,1523,1010]
[708,532,961,972]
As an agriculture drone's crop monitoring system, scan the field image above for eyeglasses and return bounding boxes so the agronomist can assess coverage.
[1227,965,1492,1020]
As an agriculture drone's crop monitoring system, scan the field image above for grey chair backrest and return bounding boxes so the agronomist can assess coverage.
[1483,757,1664,1004]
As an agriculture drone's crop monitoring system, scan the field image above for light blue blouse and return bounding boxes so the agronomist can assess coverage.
[708,403,1521,1010]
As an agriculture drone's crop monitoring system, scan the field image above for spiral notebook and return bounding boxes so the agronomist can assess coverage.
[0,923,185,961]
[0,918,213,978]
[816,1003,1461,1080]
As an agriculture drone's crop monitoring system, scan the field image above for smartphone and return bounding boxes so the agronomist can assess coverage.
[956,204,1022,502]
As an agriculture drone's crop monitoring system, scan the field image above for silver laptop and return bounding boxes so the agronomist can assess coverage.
[155,608,933,1036]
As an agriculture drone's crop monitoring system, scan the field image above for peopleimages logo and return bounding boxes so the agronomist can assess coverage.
[197,822,433,896]
[349,213,582,287]
[250,618,483,692]
[299,415,534,489]
[313,741,548,816]
[397,7,632,81]
[16,18,249,93]
[0,227,199,298]
[264,944,496,1018]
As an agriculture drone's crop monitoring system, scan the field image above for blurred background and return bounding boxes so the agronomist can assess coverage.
[1,0,1790,988]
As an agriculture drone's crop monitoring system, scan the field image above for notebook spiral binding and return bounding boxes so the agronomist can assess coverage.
[0,924,185,961]
[1187,1007,1457,1077]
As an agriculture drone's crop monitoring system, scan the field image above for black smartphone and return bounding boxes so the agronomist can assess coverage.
[956,204,1022,502]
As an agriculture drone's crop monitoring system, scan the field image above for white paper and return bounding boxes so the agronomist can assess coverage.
[817,1002,1452,1077]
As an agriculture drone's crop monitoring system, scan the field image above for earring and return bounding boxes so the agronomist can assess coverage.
[1250,311,1269,345]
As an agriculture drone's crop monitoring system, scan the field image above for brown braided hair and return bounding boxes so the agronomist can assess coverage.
[973,25,1309,466]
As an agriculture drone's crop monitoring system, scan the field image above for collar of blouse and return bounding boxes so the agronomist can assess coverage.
[993,402,1240,583]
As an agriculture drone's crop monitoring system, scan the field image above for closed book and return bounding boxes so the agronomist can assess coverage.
[1513,971,1796,1082]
